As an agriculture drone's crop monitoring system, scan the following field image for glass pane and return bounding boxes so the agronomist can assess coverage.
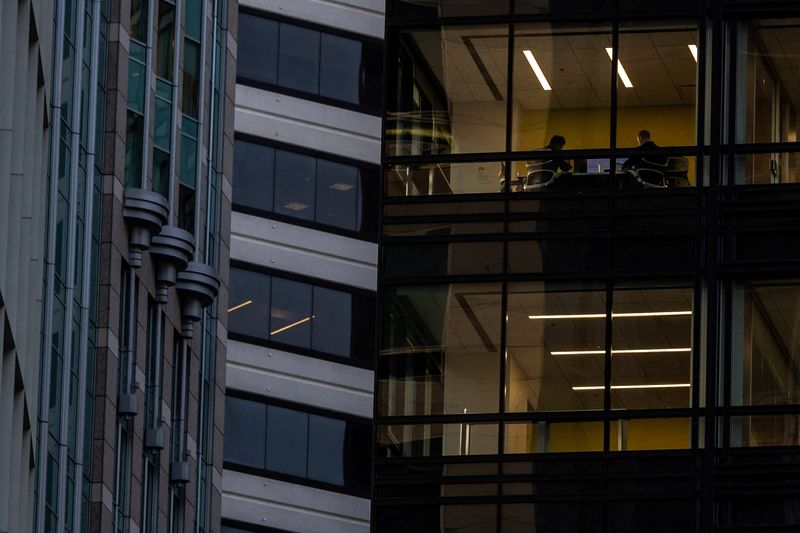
[184,0,202,41]
[181,40,200,118]
[379,284,502,416]
[278,24,320,93]
[130,0,148,42]
[228,267,270,340]
[307,415,345,485]
[153,94,172,151]
[506,282,607,412]
[731,281,800,406]
[152,149,170,198]
[320,34,361,104]
[223,397,266,468]
[390,0,509,18]
[274,149,315,221]
[311,287,351,357]
[179,132,197,188]
[124,112,144,187]
[270,277,312,348]
[734,19,800,145]
[610,286,693,409]
[383,242,504,277]
[385,161,505,196]
[266,406,308,477]
[608,500,692,533]
[608,418,690,450]
[237,13,278,84]
[178,184,195,233]
[156,2,176,79]
[512,23,612,152]
[127,52,146,114]
[504,421,604,453]
[377,424,499,457]
[316,159,359,230]
[386,25,508,156]
[501,503,602,533]
[731,414,800,447]
[375,505,498,533]
[233,140,275,212]
[616,23,698,150]
[735,152,800,185]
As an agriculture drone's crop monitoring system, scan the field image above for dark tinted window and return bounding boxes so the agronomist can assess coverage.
[223,397,266,468]
[227,266,374,364]
[232,137,378,237]
[237,12,278,84]
[236,10,382,112]
[278,24,320,93]
[224,396,371,496]
[266,405,308,477]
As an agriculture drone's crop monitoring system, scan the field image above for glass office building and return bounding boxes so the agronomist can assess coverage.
[375,0,800,531]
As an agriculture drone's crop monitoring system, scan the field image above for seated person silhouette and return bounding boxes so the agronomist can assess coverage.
[524,135,572,190]
[620,129,668,188]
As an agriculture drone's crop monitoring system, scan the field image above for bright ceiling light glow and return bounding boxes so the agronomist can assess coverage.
[688,44,698,62]
[551,347,692,356]
[529,311,692,320]
[270,316,311,336]
[227,300,253,313]
[606,47,633,88]
[573,383,691,391]
[523,49,552,91]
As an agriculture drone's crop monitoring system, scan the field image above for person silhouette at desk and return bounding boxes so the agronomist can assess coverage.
[527,135,572,174]
[621,129,666,171]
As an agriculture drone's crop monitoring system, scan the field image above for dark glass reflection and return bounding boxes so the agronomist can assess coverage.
[266,405,308,477]
[223,397,266,468]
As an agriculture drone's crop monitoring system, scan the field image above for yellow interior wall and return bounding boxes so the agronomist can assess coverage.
[510,105,697,183]
[610,418,691,451]
[548,421,604,452]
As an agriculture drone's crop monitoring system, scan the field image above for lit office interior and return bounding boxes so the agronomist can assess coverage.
[376,2,800,531]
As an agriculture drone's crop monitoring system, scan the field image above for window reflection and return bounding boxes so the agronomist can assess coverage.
[506,282,607,412]
[378,423,499,457]
[610,286,694,409]
[379,283,502,416]
[731,281,800,406]
[731,415,800,447]
[387,25,508,157]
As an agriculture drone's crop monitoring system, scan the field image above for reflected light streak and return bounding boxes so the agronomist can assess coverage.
[529,311,692,320]
[573,383,691,391]
[552,347,692,356]
[270,316,312,336]
[227,300,253,313]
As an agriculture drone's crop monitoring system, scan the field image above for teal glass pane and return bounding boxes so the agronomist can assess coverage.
[156,2,176,79]
[180,133,197,188]
[181,40,200,117]
[124,112,144,187]
[127,58,146,114]
[185,0,202,41]
[130,40,146,62]
[153,96,172,151]
[152,148,171,197]
[181,116,198,138]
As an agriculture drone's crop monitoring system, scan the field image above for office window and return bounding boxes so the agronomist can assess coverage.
[511,23,612,153]
[730,280,800,406]
[232,138,377,236]
[389,0,509,18]
[387,25,509,158]
[237,10,382,112]
[506,282,607,412]
[223,396,371,495]
[156,2,175,79]
[227,266,374,363]
[378,423,499,457]
[616,23,698,152]
[379,283,502,416]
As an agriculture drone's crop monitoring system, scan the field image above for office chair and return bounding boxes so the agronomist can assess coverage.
[522,160,560,191]
[628,157,669,188]
[665,156,690,187]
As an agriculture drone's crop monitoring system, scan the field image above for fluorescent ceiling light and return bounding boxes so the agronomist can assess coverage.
[227,300,253,313]
[523,49,552,91]
[330,183,354,191]
[688,44,698,62]
[573,383,691,391]
[529,311,691,320]
[551,347,692,356]
[605,47,633,88]
[270,316,311,336]
[284,202,309,211]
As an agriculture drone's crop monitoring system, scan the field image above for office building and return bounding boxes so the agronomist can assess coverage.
[374,0,800,531]
[5,0,237,530]
[0,0,53,531]
[219,0,383,532]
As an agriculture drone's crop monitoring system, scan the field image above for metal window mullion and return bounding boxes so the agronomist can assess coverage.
[34,0,67,527]
[167,0,183,219]
[203,0,221,264]
[70,0,104,530]
[141,0,158,190]
[56,0,90,529]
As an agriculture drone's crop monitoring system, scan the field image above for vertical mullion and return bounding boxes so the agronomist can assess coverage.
[504,22,515,193]
[609,21,620,194]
